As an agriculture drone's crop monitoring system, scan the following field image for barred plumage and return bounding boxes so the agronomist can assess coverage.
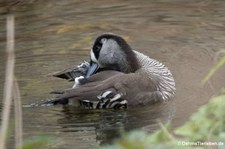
[48,33,176,108]
[135,51,176,101]
[79,92,127,109]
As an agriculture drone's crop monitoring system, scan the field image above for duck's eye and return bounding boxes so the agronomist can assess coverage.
[93,42,102,53]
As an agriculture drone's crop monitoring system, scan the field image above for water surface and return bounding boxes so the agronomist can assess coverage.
[0,0,225,148]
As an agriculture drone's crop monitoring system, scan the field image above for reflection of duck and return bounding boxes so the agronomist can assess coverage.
[49,33,176,109]
[57,101,175,145]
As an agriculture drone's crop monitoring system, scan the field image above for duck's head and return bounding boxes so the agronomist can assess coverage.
[86,33,140,77]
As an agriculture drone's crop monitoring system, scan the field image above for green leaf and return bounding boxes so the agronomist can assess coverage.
[202,55,225,84]
[99,94,225,149]
[175,94,225,141]
[22,136,53,149]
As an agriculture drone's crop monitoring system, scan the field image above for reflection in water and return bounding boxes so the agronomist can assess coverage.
[22,101,174,148]
[0,0,225,148]
[58,107,128,145]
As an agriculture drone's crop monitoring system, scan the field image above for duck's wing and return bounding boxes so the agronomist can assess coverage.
[49,61,90,81]
[46,71,161,109]
[45,71,124,107]
[51,70,123,100]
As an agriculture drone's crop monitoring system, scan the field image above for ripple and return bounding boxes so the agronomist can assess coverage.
[1,0,225,149]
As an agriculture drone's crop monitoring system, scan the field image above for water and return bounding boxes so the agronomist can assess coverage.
[0,0,225,148]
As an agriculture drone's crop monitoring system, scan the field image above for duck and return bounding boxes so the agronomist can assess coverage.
[47,33,176,109]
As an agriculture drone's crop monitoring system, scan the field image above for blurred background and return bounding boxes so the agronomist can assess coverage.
[0,0,225,148]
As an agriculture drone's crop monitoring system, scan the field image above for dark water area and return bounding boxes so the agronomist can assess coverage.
[0,0,225,148]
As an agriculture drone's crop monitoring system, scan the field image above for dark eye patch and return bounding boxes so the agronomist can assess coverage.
[93,41,102,59]
[94,43,102,52]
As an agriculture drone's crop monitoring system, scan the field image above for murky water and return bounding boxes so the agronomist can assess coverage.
[0,0,225,148]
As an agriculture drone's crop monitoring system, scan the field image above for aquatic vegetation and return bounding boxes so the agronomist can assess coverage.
[22,136,53,149]
[99,93,225,149]
[175,94,225,142]
[202,55,225,84]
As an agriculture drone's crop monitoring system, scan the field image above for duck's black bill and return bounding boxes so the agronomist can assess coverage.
[86,62,99,77]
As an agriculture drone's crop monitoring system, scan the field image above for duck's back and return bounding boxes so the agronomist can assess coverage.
[134,51,176,101]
